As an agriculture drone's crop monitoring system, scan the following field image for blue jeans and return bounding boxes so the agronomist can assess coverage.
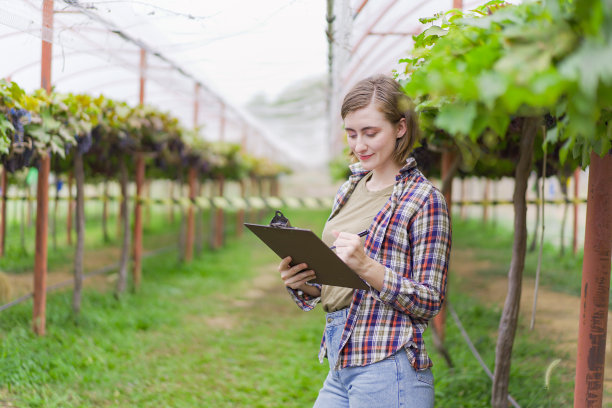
[314,309,434,408]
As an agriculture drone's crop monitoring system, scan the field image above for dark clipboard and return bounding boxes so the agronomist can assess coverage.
[244,213,368,290]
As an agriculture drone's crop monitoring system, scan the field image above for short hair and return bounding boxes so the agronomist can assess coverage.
[340,75,420,165]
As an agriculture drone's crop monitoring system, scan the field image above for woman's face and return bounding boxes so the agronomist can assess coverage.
[344,103,405,174]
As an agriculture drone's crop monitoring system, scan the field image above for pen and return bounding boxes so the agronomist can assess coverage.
[330,229,369,250]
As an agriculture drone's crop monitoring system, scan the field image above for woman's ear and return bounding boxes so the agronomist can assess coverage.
[396,117,407,139]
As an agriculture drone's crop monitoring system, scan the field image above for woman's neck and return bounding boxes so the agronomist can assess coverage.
[366,164,402,191]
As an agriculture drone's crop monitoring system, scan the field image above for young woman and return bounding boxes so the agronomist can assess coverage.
[278,74,451,408]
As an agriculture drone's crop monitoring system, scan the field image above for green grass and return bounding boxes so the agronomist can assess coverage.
[0,209,576,407]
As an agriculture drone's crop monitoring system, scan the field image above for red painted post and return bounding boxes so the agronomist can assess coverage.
[132,47,146,290]
[139,49,146,105]
[33,0,53,336]
[573,167,580,255]
[132,154,145,290]
[0,166,7,257]
[185,167,196,262]
[573,152,612,407]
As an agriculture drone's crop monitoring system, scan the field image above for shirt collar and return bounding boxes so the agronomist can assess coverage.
[348,157,417,181]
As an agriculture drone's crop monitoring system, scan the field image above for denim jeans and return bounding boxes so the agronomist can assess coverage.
[313,309,434,408]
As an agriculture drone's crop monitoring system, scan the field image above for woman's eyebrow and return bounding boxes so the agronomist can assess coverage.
[345,126,380,132]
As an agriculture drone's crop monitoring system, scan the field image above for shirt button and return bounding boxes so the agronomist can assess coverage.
[327,317,333,323]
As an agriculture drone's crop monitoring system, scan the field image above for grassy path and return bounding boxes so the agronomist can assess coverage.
[0,210,581,407]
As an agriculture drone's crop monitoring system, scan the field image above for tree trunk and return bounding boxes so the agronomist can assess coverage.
[116,160,130,297]
[102,180,109,243]
[72,152,85,318]
[491,117,538,407]
[52,174,59,251]
[529,176,540,252]
[67,173,73,246]
[178,179,186,262]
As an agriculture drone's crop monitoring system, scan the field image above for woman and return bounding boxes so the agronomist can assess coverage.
[278,74,451,408]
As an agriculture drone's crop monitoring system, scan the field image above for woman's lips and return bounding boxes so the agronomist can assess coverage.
[358,154,373,160]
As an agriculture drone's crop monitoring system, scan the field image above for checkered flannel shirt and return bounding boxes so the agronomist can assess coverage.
[288,157,451,370]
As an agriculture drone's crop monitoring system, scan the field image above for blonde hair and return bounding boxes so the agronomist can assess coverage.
[341,75,419,165]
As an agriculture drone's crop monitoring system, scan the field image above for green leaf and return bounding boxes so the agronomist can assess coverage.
[423,26,448,38]
[478,72,508,108]
[434,102,477,135]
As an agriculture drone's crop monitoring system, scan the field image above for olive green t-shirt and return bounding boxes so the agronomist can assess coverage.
[321,173,394,312]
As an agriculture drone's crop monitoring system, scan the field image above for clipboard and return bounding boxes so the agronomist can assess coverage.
[244,211,369,290]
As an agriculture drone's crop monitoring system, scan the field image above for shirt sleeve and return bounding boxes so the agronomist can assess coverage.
[286,283,322,311]
[369,189,451,319]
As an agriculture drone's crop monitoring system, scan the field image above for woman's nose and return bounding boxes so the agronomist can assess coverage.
[354,138,367,152]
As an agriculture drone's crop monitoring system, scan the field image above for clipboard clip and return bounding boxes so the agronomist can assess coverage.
[269,210,292,228]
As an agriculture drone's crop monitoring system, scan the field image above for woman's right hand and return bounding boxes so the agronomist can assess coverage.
[278,256,317,293]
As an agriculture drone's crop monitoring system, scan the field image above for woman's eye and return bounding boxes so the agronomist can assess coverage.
[347,133,357,138]
[366,133,377,137]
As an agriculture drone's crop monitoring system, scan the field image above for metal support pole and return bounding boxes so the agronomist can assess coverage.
[573,152,612,408]
[33,0,53,336]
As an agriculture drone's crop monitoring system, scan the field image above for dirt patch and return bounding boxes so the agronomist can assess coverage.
[450,247,612,403]
[3,246,122,301]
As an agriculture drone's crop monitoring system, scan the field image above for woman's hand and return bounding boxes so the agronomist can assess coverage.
[332,230,385,291]
[278,256,320,296]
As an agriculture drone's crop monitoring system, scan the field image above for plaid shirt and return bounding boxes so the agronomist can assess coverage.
[288,157,451,370]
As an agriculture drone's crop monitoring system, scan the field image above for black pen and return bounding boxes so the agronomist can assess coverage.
[330,229,369,250]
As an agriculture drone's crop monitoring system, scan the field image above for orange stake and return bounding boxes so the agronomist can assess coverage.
[132,155,145,290]
[33,0,53,336]
[573,152,612,407]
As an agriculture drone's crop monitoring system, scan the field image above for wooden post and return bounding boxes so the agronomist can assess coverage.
[573,167,580,255]
[185,167,196,262]
[573,152,612,408]
[0,166,7,257]
[33,0,53,336]
[132,155,145,290]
